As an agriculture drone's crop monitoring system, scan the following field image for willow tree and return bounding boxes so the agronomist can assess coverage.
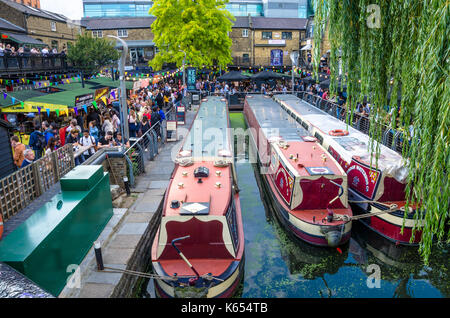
[312,0,449,263]
[149,0,234,70]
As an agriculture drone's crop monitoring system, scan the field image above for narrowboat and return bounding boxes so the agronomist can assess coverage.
[151,96,244,298]
[274,94,423,245]
[244,95,353,247]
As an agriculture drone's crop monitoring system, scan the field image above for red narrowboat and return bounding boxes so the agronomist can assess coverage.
[244,95,353,247]
[151,96,244,298]
[274,94,423,245]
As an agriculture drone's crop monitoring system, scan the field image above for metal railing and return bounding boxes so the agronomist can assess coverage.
[0,55,70,74]
[296,91,406,155]
[123,108,176,186]
[0,144,74,222]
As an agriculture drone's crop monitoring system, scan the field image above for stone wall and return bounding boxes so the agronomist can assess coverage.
[111,198,163,298]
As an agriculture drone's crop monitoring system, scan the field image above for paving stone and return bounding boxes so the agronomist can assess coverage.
[102,248,135,265]
[85,264,126,285]
[117,222,148,235]
[77,283,115,298]
[113,208,128,215]
[126,212,154,223]
[108,235,142,250]
[145,188,166,196]
[133,201,160,213]
[149,180,170,189]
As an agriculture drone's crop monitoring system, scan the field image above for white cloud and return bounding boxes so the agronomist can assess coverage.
[40,0,83,20]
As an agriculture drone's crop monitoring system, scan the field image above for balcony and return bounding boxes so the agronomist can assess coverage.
[0,55,71,76]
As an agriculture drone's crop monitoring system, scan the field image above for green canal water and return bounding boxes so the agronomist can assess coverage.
[140,113,449,298]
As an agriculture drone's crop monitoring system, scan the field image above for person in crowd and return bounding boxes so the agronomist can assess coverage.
[21,149,35,168]
[128,109,138,138]
[29,125,45,160]
[115,131,130,148]
[79,129,97,160]
[98,131,116,148]
[42,121,54,144]
[66,119,81,136]
[89,120,100,143]
[102,114,114,136]
[11,135,26,168]
[44,137,57,156]
[66,129,84,166]
[111,110,121,134]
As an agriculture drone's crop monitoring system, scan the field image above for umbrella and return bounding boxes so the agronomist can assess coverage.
[319,79,347,91]
[251,70,283,80]
[302,72,329,84]
[217,71,249,82]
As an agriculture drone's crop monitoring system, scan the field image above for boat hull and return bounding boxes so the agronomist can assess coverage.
[349,191,422,246]
[244,113,352,247]
[153,257,244,298]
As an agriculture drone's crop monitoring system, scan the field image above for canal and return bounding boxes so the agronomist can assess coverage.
[140,113,448,298]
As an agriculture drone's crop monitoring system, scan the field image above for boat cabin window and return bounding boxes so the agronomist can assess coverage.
[314,132,323,145]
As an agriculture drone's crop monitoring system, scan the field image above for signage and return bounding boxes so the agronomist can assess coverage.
[268,40,286,45]
[346,159,381,200]
[166,120,177,142]
[94,87,110,100]
[270,49,283,66]
[177,105,186,125]
[75,93,94,109]
[186,67,197,91]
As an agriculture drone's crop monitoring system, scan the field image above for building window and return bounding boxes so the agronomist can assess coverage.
[92,30,103,38]
[117,29,128,37]
[242,29,248,38]
[243,54,250,63]
[282,32,292,40]
[51,40,58,50]
[262,32,272,39]
[51,21,56,32]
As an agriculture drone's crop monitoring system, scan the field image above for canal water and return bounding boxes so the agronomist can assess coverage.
[140,113,448,298]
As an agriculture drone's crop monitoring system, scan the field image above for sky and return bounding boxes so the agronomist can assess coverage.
[40,0,83,20]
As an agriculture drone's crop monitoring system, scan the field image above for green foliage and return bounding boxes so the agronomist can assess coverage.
[67,34,120,76]
[149,0,234,70]
[313,0,449,264]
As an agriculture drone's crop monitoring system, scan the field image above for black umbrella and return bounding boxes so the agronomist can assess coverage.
[251,70,283,80]
[319,78,347,91]
[217,71,249,82]
[303,72,329,84]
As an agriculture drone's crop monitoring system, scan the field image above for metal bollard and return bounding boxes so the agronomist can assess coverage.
[94,241,104,271]
[124,176,131,196]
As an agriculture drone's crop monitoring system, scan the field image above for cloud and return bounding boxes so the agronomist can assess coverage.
[40,0,83,20]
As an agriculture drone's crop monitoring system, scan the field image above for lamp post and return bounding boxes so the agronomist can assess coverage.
[182,51,186,88]
[108,35,129,140]
[290,51,299,94]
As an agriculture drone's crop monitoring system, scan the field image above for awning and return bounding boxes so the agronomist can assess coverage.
[115,40,155,48]
[301,44,312,51]
[0,32,45,46]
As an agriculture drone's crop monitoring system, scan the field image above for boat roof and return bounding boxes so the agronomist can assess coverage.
[245,95,310,141]
[246,95,345,178]
[274,95,408,180]
[182,96,231,159]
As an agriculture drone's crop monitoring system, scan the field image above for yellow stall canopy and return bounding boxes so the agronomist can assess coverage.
[1,102,69,114]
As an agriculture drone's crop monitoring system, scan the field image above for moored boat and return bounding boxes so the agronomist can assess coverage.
[244,95,352,247]
[151,96,244,298]
[274,94,423,245]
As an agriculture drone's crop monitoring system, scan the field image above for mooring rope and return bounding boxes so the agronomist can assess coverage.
[333,201,400,222]
[100,266,224,282]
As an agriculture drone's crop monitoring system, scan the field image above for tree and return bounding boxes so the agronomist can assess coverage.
[67,34,121,85]
[312,0,449,264]
[149,0,234,70]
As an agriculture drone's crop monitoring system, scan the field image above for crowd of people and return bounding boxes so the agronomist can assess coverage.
[9,78,184,170]
[0,43,67,57]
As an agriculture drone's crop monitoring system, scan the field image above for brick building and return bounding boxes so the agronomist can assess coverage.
[230,15,307,69]
[82,16,156,66]
[0,0,85,51]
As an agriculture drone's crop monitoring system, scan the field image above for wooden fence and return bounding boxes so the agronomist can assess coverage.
[0,144,75,222]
